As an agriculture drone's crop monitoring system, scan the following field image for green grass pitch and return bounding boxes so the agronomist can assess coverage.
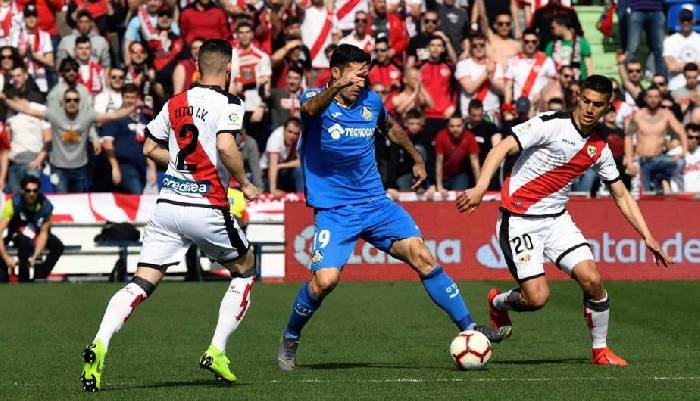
[1,280,699,400]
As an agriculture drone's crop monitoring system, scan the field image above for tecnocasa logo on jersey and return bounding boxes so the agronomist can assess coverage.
[327,123,374,140]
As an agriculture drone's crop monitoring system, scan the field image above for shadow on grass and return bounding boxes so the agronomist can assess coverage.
[106,378,251,391]
[301,362,446,370]
[493,357,589,365]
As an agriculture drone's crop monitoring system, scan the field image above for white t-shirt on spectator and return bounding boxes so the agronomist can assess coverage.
[504,53,557,102]
[10,29,53,92]
[6,107,50,162]
[663,32,700,90]
[231,44,271,111]
[301,6,337,68]
[259,126,295,170]
[682,147,700,192]
[339,33,374,53]
[94,88,123,114]
[455,58,502,116]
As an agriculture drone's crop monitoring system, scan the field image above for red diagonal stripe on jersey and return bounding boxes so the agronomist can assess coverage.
[502,134,606,213]
[336,0,362,20]
[168,92,228,207]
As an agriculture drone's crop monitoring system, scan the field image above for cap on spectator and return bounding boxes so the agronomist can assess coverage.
[680,8,694,22]
[76,9,93,20]
[515,96,531,113]
[23,4,38,17]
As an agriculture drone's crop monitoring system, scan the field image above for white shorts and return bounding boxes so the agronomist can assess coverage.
[496,209,594,282]
[137,201,249,270]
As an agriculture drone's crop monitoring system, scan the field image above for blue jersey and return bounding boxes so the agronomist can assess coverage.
[299,87,388,209]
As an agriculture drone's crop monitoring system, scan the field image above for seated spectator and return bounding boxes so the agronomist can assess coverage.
[179,0,230,45]
[546,16,592,80]
[385,109,430,195]
[47,58,92,111]
[477,4,521,72]
[5,88,135,192]
[339,11,374,53]
[671,63,700,116]
[172,38,202,94]
[504,29,557,106]
[271,16,312,88]
[94,66,125,114]
[74,35,106,98]
[100,84,156,194]
[56,9,110,70]
[369,37,402,93]
[264,66,303,131]
[236,129,263,190]
[664,9,700,92]
[124,0,179,65]
[0,175,64,283]
[10,5,53,94]
[466,99,502,190]
[434,115,480,194]
[386,67,431,120]
[456,33,503,124]
[260,117,303,198]
[149,5,184,97]
[2,66,50,194]
[678,123,700,193]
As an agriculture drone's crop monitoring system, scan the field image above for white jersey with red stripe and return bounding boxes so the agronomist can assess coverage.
[145,85,245,209]
[502,111,620,216]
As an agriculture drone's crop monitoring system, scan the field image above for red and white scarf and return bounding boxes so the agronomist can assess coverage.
[78,61,104,95]
[0,1,18,39]
[17,28,43,78]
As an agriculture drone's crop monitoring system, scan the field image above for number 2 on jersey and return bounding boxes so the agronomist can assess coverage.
[176,123,199,172]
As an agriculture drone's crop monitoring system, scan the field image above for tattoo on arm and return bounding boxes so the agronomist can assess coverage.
[382,115,423,164]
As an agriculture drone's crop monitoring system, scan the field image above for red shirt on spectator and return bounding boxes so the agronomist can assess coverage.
[179,2,230,44]
[369,63,402,91]
[434,128,479,177]
[314,68,331,88]
[72,0,109,19]
[420,61,456,119]
[367,12,408,61]
[16,0,61,36]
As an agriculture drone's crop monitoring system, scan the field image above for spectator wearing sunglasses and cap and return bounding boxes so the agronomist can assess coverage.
[9,4,54,94]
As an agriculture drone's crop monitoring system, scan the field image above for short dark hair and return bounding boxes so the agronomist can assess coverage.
[522,28,538,38]
[75,35,91,47]
[236,20,253,32]
[470,33,486,42]
[684,62,698,73]
[404,109,423,120]
[198,39,233,75]
[284,117,302,128]
[329,44,370,68]
[63,87,80,99]
[76,9,93,20]
[122,83,139,94]
[285,16,301,28]
[21,175,40,190]
[287,65,304,77]
[59,57,79,72]
[581,74,613,99]
[686,122,700,132]
[468,99,484,111]
[375,37,389,47]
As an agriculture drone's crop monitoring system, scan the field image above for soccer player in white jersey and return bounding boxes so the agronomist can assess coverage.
[80,39,260,391]
[457,75,674,366]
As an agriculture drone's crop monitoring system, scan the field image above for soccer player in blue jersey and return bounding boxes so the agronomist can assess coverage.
[276,44,510,371]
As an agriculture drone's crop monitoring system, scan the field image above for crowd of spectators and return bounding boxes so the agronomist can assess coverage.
[0,0,698,197]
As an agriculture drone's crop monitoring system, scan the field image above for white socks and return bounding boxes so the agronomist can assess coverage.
[584,293,610,349]
[95,282,148,349]
[210,276,255,352]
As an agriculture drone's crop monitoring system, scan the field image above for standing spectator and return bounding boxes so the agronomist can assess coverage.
[56,9,110,70]
[434,115,481,194]
[10,4,53,94]
[600,108,631,190]
[260,117,303,198]
[537,64,573,112]
[369,0,408,62]
[477,0,522,39]
[389,67,433,119]
[74,35,106,98]
[301,0,336,71]
[179,0,230,45]
[0,176,63,282]
[420,34,457,152]
[101,84,156,194]
[271,17,312,88]
[149,6,184,97]
[172,38,202,94]
[15,0,62,50]
[385,109,430,194]
[236,129,263,190]
[466,98,502,190]
[265,66,304,131]
[503,29,557,106]
[546,15,592,80]
[0,0,21,46]
[47,58,92,111]
[672,63,700,116]
[429,0,470,53]
[678,123,700,192]
[339,11,374,53]
[71,0,110,34]
[625,86,687,193]
[617,54,645,103]
[530,0,583,52]
[125,41,163,117]
[4,88,135,192]
[4,64,43,104]
[477,5,521,72]
[369,37,402,93]
[406,10,440,69]
[456,33,503,124]
[336,0,368,37]
[94,66,125,114]
[123,0,179,65]
[2,67,50,194]
[663,9,700,92]
[625,0,666,77]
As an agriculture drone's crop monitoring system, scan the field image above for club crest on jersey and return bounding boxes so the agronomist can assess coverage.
[361,106,373,121]
[228,113,240,126]
[587,145,597,158]
[311,250,323,264]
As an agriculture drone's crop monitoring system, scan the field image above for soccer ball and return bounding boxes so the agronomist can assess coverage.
[449,330,492,369]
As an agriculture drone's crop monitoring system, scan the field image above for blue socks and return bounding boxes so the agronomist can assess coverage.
[421,265,474,331]
[283,282,322,340]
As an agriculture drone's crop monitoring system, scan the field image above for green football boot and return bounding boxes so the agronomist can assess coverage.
[200,345,237,383]
[81,340,107,392]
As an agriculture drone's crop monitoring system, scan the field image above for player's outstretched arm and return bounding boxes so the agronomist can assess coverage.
[217,133,260,201]
[608,180,674,267]
[456,135,519,214]
[300,72,364,118]
[381,115,426,190]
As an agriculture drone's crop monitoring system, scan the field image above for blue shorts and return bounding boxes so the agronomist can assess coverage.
[309,196,422,271]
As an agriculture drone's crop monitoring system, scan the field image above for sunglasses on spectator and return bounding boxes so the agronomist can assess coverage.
[375,47,388,52]
[64,97,80,103]
[111,74,125,80]
[561,73,573,78]
[496,21,511,26]
[523,39,538,44]
[471,43,486,48]
[355,18,367,23]
[423,19,438,24]
[688,135,700,140]
[131,49,146,55]
[652,81,667,86]
[627,68,641,73]
[1,54,12,59]
[23,187,38,193]
[62,66,78,72]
